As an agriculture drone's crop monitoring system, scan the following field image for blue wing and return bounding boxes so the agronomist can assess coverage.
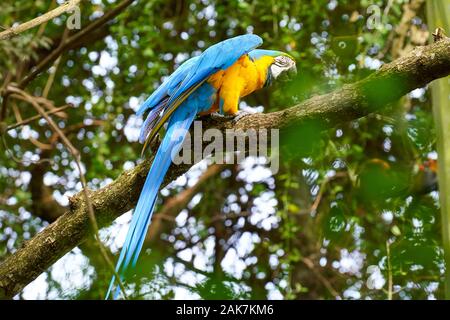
[136,56,200,116]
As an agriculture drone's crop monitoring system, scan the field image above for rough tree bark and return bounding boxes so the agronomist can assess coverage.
[0,37,449,299]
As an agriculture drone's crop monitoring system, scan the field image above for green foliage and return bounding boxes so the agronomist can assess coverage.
[0,0,443,300]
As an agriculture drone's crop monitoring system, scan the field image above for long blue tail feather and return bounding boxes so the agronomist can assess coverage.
[106,105,198,299]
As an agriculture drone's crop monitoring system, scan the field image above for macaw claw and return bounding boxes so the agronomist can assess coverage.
[210,112,235,121]
[209,110,252,123]
[232,110,252,124]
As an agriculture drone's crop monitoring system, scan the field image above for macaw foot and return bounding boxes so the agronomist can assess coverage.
[231,110,252,123]
[210,110,252,123]
[210,112,235,121]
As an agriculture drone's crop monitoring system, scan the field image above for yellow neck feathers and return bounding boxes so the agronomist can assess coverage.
[206,54,275,115]
[252,55,275,88]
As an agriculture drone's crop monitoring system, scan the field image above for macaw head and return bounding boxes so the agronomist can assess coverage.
[248,49,297,84]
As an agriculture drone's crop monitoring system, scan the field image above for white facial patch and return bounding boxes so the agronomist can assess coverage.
[270,63,285,79]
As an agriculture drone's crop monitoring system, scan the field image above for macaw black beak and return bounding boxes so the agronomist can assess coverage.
[288,65,297,77]
[279,65,297,82]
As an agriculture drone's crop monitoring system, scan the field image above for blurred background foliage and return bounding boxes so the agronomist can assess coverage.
[0,0,446,299]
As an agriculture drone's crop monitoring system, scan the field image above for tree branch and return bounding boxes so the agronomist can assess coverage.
[0,37,449,299]
[0,0,81,41]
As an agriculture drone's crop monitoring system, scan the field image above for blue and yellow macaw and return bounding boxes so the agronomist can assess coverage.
[106,34,296,299]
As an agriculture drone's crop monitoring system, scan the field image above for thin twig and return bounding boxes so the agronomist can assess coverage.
[9,88,78,155]
[42,56,62,99]
[383,0,394,17]
[302,256,340,298]
[34,0,57,40]
[299,172,348,215]
[41,24,68,100]
[6,104,72,131]
[11,99,53,151]
[1,135,53,166]
[0,0,81,41]
[0,72,13,121]
[3,101,53,159]
[386,241,393,300]
[74,159,129,300]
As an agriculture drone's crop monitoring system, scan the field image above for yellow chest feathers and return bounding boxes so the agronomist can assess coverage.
[207,55,274,114]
